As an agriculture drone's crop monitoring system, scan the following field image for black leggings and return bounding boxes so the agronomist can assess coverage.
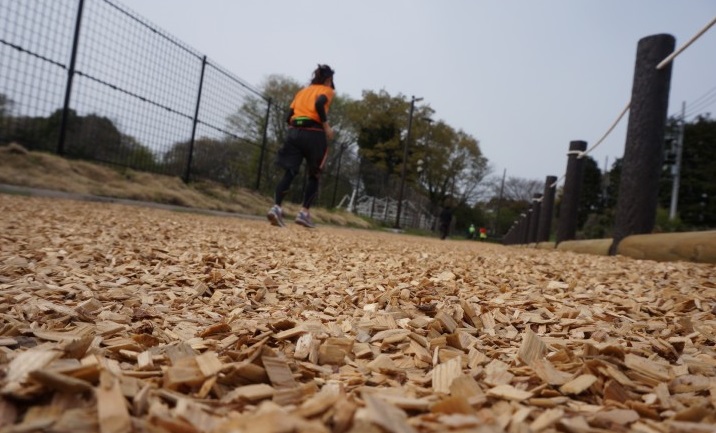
[275,169,319,209]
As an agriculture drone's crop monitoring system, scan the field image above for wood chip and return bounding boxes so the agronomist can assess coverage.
[486,384,533,401]
[96,371,132,433]
[559,374,598,395]
[432,356,462,394]
[517,329,547,366]
[2,195,716,432]
[362,393,418,433]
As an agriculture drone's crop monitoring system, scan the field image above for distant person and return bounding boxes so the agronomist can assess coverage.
[439,206,453,240]
[267,64,335,229]
[479,227,487,241]
[468,223,476,240]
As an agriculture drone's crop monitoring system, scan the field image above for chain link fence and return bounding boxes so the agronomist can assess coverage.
[0,0,270,186]
[0,0,436,229]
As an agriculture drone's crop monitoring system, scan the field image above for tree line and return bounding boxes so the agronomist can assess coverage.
[1,84,714,236]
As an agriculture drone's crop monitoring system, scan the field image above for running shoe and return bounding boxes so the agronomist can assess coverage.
[267,205,285,227]
[295,211,316,228]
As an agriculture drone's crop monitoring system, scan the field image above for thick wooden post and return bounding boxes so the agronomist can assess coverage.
[528,193,542,244]
[519,213,530,244]
[610,34,675,254]
[503,221,517,245]
[556,140,588,245]
[537,175,557,242]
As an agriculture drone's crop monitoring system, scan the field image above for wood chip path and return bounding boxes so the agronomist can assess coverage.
[1,194,715,433]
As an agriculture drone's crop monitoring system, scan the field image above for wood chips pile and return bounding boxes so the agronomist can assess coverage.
[1,195,715,433]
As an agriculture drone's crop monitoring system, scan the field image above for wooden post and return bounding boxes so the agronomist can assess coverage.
[610,34,675,254]
[519,213,530,245]
[528,193,542,244]
[556,140,587,245]
[537,175,557,242]
[502,222,516,245]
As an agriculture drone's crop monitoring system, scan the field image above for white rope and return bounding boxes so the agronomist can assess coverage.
[657,15,716,70]
[550,175,563,189]
[580,100,632,158]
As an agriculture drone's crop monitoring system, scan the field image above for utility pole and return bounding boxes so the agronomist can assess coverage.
[395,95,422,229]
[493,168,506,234]
[669,101,686,220]
[602,156,609,209]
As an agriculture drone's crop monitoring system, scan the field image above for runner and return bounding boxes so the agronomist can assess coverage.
[267,64,335,229]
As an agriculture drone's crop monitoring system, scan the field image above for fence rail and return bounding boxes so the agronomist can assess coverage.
[352,196,436,231]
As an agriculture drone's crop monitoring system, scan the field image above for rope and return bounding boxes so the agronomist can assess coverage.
[657,15,716,70]
[576,15,715,163]
[545,15,716,191]
[580,100,632,158]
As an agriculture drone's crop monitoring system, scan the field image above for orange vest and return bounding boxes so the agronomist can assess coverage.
[290,84,334,123]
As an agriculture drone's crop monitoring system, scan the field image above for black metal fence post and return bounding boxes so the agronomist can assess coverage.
[537,175,557,243]
[255,97,272,190]
[184,55,207,183]
[556,140,588,245]
[57,0,85,156]
[610,34,675,255]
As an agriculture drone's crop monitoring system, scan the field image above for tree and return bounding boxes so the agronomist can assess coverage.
[164,137,247,186]
[346,90,410,197]
[663,115,716,228]
[577,156,605,226]
[348,90,488,214]
[575,155,610,239]
[416,121,488,213]
[227,74,291,193]
[228,74,296,147]
[3,108,158,170]
[499,176,542,202]
[316,94,359,207]
[602,113,716,234]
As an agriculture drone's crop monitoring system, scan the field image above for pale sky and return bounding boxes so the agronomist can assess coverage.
[118,0,716,184]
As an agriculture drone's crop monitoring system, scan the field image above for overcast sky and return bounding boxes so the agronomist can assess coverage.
[118,0,716,184]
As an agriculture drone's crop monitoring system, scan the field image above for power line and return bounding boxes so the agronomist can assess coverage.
[689,84,716,106]
[670,84,716,118]
[684,93,716,119]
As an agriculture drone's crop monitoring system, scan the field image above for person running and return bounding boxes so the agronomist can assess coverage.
[267,64,335,228]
